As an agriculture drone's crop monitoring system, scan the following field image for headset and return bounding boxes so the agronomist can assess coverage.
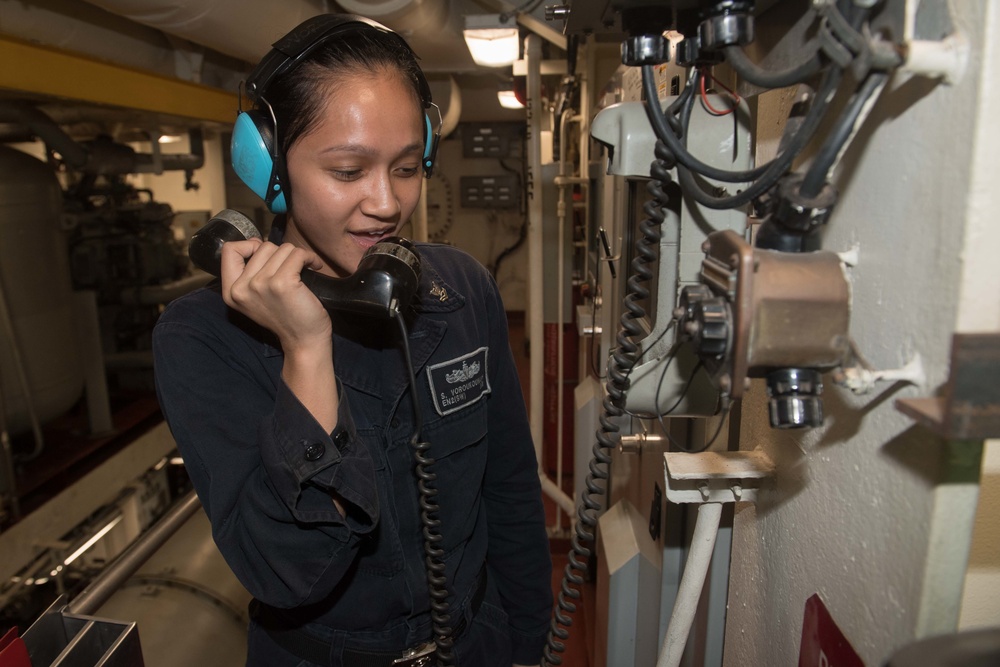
[231,14,442,214]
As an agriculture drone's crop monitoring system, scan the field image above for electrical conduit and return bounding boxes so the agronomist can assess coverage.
[656,502,724,667]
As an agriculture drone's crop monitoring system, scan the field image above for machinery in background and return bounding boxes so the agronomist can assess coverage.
[0,105,211,528]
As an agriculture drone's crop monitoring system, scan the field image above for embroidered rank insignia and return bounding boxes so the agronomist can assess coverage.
[426,347,491,416]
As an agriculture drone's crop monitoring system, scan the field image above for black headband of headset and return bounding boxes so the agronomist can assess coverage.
[245,13,432,110]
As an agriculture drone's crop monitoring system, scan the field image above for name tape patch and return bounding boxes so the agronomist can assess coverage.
[427,347,491,416]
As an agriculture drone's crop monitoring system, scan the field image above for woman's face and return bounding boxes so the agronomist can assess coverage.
[283,71,425,278]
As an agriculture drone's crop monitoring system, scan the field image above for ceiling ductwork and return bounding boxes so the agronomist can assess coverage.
[80,0,328,64]
[81,0,457,65]
[335,0,448,34]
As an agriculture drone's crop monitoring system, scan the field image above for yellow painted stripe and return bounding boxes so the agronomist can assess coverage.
[0,35,238,124]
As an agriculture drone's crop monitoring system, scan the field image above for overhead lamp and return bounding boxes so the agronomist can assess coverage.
[497,79,525,109]
[463,14,519,67]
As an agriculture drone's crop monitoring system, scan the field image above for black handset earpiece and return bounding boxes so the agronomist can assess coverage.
[189,209,421,318]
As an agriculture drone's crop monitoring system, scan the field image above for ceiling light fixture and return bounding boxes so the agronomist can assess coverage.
[497,90,524,109]
[463,14,519,68]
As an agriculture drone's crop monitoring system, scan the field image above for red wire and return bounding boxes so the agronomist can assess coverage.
[699,67,740,116]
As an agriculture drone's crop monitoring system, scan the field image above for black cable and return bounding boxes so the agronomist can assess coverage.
[620,338,703,453]
[542,125,678,667]
[799,71,888,198]
[490,217,526,277]
[644,60,844,203]
[654,354,704,437]
[643,66,770,183]
[723,44,823,89]
[680,397,732,455]
[674,65,844,210]
[491,158,527,277]
[618,318,675,387]
[393,308,453,666]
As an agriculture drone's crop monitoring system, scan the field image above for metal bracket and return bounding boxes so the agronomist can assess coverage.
[663,450,775,504]
[896,333,1000,440]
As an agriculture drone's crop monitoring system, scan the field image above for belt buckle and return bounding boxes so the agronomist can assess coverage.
[392,641,435,666]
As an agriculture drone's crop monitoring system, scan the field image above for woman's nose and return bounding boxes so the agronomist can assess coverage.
[361,171,401,219]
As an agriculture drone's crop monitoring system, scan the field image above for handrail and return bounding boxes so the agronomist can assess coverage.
[67,490,202,615]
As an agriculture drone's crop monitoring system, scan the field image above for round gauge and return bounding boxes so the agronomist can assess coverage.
[425,170,453,242]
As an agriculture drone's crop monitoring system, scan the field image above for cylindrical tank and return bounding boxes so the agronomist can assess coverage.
[95,510,252,667]
[0,147,84,433]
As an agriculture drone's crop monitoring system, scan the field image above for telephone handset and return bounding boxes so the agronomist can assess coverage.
[189,209,422,318]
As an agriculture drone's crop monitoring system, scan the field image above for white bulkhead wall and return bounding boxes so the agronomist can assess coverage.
[724,1,1000,665]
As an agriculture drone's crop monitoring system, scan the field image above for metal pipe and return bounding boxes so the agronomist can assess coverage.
[525,33,544,467]
[525,34,576,521]
[656,502,724,667]
[0,102,88,168]
[555,108,580,532]
[67,490,202,615]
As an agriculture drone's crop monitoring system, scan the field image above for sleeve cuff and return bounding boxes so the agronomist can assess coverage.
[260,378,378,532]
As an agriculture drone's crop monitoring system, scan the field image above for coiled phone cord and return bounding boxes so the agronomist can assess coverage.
[542,132,682,664]
[393,308,454,666]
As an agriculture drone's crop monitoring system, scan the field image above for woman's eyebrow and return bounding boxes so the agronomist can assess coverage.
[319,141,424,158]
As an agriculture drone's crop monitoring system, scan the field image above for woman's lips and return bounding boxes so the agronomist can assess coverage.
[350,230,391,248]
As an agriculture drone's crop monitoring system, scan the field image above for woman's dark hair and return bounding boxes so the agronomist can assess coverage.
[263,27,427,155]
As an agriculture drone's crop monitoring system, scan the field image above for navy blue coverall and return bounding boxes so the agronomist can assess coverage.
[152,238,553,666]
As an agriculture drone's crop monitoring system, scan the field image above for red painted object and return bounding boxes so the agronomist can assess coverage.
[0,627,31,667]
[799,593,865,667]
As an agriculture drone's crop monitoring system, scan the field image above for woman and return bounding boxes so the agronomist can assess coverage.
[152,14,552,667]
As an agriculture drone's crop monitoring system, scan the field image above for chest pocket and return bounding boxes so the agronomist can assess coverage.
[420,400,488,556]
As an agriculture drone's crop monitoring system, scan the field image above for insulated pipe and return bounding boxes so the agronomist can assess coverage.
[0,104,206,176]
[68,490,202,616]
[0,102,88,168]
[656,502,724,667]
[80,0,322,63]
[524,34,576,518]
[336,0,448,34]
[525,34,544,466]
[554,108,581,530]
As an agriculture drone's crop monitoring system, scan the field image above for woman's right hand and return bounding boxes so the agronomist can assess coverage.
[219,239,332,353]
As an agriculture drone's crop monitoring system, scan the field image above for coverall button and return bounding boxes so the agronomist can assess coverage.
[334,430,350,448]
[390,417,400,428]
[304,443,325,461]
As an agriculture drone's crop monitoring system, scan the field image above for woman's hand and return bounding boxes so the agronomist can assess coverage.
[220,239,339,433]
[220,239,331,352]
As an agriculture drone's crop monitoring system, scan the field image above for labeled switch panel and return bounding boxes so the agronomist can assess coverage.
[459,175,519,209]
[462,124,518,158]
